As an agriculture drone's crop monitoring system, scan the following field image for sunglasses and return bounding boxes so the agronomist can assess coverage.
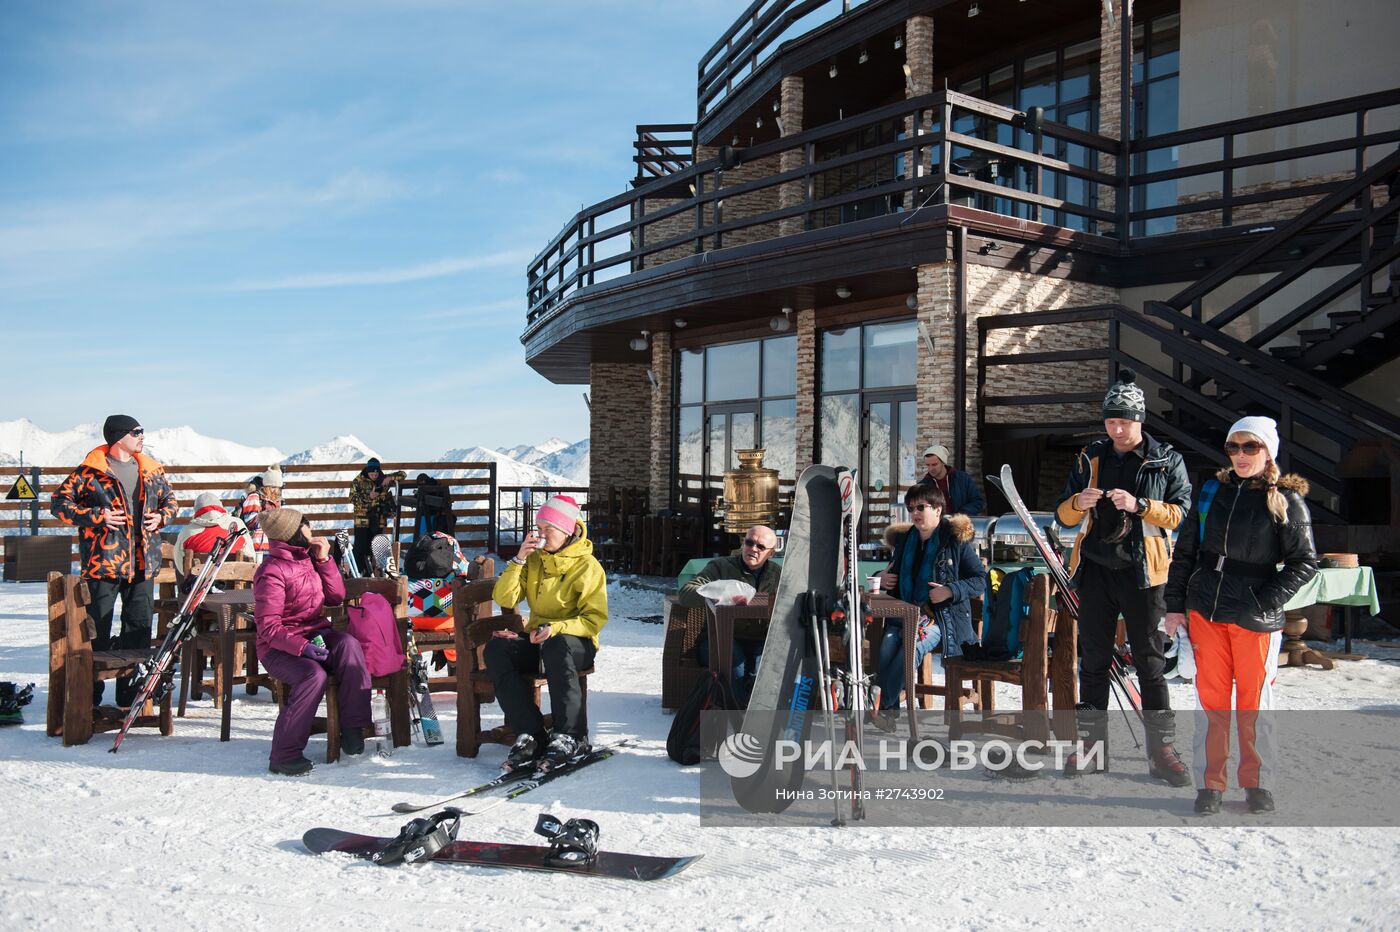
[128,428,145,437]
[909,503,939,513]
[1224,441,1266,456]
[742,538,773,551]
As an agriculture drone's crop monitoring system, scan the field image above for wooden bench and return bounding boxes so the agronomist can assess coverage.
[46,573,171,747]
[451,574,592,758]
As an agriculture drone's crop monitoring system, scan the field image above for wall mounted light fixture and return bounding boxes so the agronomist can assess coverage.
[769,307,793,332]
[836,286,852,299]
[674,317,688,328]
[828,62,838,79]
[894,33,903,50]
[645,369,659,389]
[968,1,980,16]
[906,294,919,311]
[917,320,935,355]
[629,330,650,352]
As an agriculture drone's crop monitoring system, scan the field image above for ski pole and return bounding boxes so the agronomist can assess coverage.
[805,592,846,827]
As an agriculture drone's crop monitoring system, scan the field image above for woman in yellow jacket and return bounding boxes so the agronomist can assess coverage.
[488,495,608,771]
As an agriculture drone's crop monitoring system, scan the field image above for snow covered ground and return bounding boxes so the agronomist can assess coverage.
[1,579,1398,930]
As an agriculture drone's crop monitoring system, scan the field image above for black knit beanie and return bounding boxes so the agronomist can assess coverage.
[103,414,141,445]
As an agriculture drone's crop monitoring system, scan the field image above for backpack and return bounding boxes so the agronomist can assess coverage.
[404,533,457,580]
[346,591,405,677]
[980,566,1036,660]
[666,671,738,765]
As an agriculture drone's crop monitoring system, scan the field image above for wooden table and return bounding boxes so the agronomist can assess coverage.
[190,589,258,742]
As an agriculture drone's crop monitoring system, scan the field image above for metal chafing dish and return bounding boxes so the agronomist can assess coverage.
[987,511,1080,564]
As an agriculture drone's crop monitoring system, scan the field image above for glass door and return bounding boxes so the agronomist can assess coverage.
[703,404,759,548]
[862,392,919,541]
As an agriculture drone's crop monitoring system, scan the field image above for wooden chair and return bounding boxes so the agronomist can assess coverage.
[661,595,706,711]
[271,576,414,763]
[46,572,172,747]
[451,574,593,758]
[941,573,1078,744]
[908,596,985,714]
[408,555,496,694]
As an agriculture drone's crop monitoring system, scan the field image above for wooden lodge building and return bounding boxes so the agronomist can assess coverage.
[523,0,1400,564]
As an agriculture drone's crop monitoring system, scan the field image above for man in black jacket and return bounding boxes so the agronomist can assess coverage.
[679,525,782,705]
[1056,369,1193,786]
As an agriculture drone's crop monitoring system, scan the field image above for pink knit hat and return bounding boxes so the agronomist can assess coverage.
[536,494,580,536]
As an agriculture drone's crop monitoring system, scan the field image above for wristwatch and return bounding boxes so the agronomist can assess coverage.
[1136,496,1150,515]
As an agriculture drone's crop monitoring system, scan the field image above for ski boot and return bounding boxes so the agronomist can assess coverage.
[536,812,600,867]
[1148,743,1191,788]
[1194,789,1223,815]
[0,682,34,726]
[1063,703,1108,777]
[373,808,462,866]
[502,733,541,773]
[341,726,365,756]
[539,732,583,772]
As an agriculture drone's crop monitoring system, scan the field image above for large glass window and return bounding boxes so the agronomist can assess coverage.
[948,35,1102,229]
[1131,10,1181,236]
[673,334,799,487]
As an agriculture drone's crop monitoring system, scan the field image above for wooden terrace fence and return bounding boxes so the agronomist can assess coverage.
[1,461,500,569]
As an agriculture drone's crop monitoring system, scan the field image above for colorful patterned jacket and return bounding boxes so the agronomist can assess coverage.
[51,445,177,581]
[349,469,407,527]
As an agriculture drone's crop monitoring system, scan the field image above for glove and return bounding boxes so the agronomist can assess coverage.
[302,642,330,663]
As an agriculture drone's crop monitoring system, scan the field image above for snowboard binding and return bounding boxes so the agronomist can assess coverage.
[0,682,34,725]
[372,808,462,866]
[535,812,599,867]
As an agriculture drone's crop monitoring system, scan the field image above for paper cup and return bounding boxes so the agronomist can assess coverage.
[866,575,882,594]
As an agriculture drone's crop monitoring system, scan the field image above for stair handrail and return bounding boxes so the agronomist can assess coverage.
[1143,300,1400,441]
[1163,146,1400,316]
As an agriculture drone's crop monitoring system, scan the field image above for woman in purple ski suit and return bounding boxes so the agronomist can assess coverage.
[254,508,371,775]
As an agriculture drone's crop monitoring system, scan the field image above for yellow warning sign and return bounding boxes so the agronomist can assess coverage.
[6,476,36,501]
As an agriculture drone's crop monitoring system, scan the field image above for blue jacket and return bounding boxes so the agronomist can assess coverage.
[887,515,986,657]
[921,468,986,516]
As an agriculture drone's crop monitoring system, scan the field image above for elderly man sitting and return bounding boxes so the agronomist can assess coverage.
[678,525,782,706]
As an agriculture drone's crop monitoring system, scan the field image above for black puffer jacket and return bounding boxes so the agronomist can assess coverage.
[1165,473,1317,633]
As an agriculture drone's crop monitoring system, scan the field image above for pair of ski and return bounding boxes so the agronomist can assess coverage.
[986,464,1145,724]
[110,527,249,752]
[335,526,444,747]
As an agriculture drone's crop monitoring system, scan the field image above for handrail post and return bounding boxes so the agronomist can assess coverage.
[1222,135,1234,228]
[940,95,953,205]
[488,462,499,555]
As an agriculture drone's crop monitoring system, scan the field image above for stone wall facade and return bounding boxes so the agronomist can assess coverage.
[795,307,817,473]
[588,362,652,505]
[1097,0,1127,223]
[918,263,1118,485]
[648,330,675,510]
[639,196,696,269]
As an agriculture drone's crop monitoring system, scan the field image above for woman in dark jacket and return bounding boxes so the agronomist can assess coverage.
[1165,416,1317,815]
[875,483,985,711]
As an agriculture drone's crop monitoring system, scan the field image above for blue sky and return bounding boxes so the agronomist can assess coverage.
[1,0,732,456]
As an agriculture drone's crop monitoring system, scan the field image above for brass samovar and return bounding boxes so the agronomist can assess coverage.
[717,448,779,532]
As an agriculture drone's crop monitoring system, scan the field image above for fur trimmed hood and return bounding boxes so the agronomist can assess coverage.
[882,513,974,550]
[1213,469,1309,497]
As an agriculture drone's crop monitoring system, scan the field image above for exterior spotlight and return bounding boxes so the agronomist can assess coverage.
[629,330,650,352]
[894,34,903,50]
[755,115,763,129]
[906,294,919,311]
[769,307,793,332]
[968,2,979,16]
[674,317,688,328]
[772,99,781,112]
[858,48,868,64]
[775,117,785,135]
[836,286,852,299]
[646,369,659,389]
[828,62,838,79]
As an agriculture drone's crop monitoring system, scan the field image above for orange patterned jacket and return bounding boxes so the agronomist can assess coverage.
[51,446,177,581]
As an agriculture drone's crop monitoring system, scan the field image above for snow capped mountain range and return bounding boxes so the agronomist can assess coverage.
[0,419,589,485]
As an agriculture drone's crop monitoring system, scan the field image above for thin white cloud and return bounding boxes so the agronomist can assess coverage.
[232,248,534,291]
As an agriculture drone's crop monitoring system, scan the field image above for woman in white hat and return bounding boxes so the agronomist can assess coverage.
[1164,416,1317,815]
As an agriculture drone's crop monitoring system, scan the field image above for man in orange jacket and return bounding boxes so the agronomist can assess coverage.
[52,415,177,707]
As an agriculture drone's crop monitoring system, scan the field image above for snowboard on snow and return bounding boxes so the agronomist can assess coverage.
[731,465,849,814]
[302,829,699,881]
